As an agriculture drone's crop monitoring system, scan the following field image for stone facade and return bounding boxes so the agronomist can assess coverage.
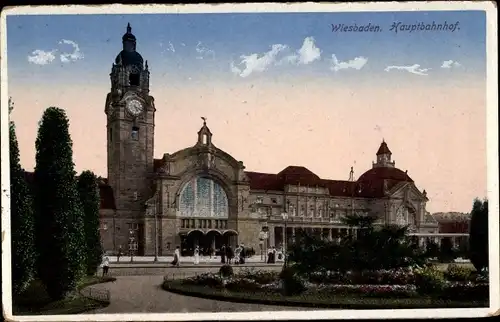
[98,24,445,256]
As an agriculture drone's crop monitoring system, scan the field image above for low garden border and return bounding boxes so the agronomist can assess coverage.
[14,276,116,315]
[162,279,489,310]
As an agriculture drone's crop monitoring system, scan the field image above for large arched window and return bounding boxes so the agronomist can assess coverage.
[178,177,229,218]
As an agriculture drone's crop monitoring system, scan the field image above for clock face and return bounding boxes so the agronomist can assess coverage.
[126,99,144,116]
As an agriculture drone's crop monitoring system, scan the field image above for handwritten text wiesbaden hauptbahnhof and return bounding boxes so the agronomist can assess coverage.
[331,21,460,33]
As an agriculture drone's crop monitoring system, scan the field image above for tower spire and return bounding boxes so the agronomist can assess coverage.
[127,22,132,34]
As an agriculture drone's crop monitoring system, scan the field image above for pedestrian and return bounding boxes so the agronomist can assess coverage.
[194,246,200,265]
[117,245,122,263]
[227,245,234,264]
[220,244,226,264]
[102,255,110,277]
[239,243,246,264]
[171,246,180,267]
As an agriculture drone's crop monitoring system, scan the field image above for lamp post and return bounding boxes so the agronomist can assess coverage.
[281,212,289,268]
[154,200,159,262]
[129,229,135,263]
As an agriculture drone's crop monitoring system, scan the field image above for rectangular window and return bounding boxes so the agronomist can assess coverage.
[131,126,139,140]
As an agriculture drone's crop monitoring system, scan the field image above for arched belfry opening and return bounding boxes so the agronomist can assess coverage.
[129,72,140,86]
[197,117,212,146]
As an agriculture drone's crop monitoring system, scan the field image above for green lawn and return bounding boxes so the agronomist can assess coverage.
[13,275,115,315]
[163,280,488,310]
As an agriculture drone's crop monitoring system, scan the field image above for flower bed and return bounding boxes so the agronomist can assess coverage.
[305,284,418,298]
[163,279,488,309]
[308,268,416,285]
[174,266,489,304]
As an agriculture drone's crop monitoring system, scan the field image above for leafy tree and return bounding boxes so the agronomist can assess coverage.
[77,170,103,276]
[288,213,426,275]
[469,198,489,272]
[34,107,86,300]
[9,97,36,296]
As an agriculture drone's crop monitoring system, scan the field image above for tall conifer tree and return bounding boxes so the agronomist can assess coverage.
[77,170,103,275]
[469,198,489,272]
[34,107,85,300]
[9,97,36,295]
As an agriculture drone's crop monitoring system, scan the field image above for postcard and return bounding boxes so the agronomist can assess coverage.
[1,2,498,321]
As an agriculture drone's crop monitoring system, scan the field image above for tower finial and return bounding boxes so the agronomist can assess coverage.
[127,23,132,34]
[201,116,207,126]
[145,60,149,70]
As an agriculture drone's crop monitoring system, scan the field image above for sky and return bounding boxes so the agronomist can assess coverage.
[5,9,489,213]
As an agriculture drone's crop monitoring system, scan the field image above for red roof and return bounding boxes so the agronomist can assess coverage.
[376,141,392,155]
[22,171,116,210]
[245,166,404,198]
[358,167,413,183]
[153,155,414,198]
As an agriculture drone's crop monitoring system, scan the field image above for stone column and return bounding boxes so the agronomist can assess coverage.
[328,228,332,241]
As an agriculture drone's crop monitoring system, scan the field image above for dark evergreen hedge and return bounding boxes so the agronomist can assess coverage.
[34,107,86,300]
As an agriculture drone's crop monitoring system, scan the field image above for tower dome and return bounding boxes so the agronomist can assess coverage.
[115,23,144,68]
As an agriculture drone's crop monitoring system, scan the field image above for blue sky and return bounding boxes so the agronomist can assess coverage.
[7,10,486,86]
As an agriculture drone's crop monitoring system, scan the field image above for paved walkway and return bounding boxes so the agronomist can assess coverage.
[86,275,310,313]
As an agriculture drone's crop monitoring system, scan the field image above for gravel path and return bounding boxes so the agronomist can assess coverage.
[86,275,311,313]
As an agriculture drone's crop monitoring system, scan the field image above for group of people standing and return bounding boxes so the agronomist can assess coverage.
[170,243,248,266]
[220,244,247,265]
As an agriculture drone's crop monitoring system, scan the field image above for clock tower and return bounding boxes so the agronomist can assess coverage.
[105,23,155,216]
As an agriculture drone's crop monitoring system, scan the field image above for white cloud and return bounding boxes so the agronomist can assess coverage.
[27,49,57,65]
[384,64,430,76]
[168,42,176,53]
[283,37,321,65]
[195,41,215,60]
[231,44,288,78]
[441,60,461,68]
[59,39,84,63]
[330,54,368,72]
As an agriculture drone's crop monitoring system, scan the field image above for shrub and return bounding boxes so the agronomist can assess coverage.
[239,269,278,285]
[445,264,473,282]
[219,264,234,278]
[414,266,446,295]
[279,267,305,296]
[182,273,222,287]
